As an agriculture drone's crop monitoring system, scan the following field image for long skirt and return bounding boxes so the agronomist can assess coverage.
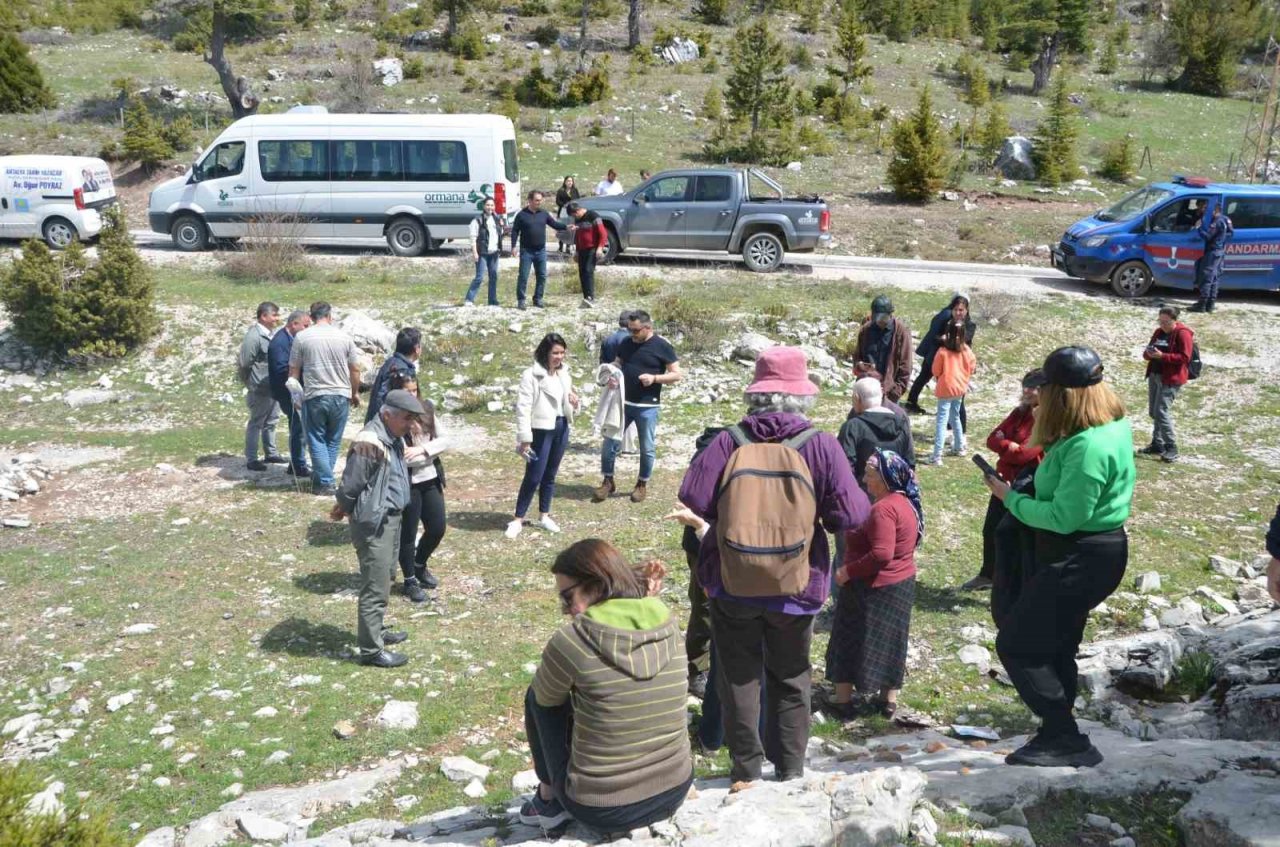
[825,576,916,692]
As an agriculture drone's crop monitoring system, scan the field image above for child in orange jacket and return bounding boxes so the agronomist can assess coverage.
[927,323,977,465]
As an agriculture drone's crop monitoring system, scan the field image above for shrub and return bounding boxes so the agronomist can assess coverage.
[888,84,949,202]
[519,0,550,13]
[123,97,174,172]
[979,101,1011,164]
[1097,39,1118,75]
[295,0,314,25]
[1031,72,1079,187]
[828,330,860,362]
[515,65,559,106]
[702,84,725,120]
[452,389,490,413]
[0,764,126,846]
[403,56,426,79]
[160,113,196,153]
[532,23,560,45]
[564,57,611,105]
[655,293,722,353]
[629,277,663,297]
[1097,134,1136,183]
[0,207,156,360]
[694,0,731,25]
[221,213,315,284]
[448,26,487,59]
[0,32,55,113]
[789,42,813,70]
[796,0,823,34]
[1171,650,1215,699]
[495,91,520,122]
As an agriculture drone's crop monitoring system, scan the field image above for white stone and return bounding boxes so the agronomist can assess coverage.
[439,755,490,783]
[264,750,290,765]
[149,724,175,736]
[135,827,176,847]
[1110,838,1135,847]
[462,778,487,798]
[1135,571,1161,594]
[1176,772,1280,845]
[106,692,135,712]
[253,707,278,718]
[1196,586,1240,616]
[121,623,157,636]
[375,700,418,730]
[64,388,116,408]
[70,698,90,716]
[1160,597,1206,629]
[237,811,290,842]
[958,644,991,667]
[1209,555,1243,578]
[2,712,41,737]
[1085,813,1113,829]
[512,769,541,793]
[220,783,244,798]
[337,312,396,353]
[152,776,171,788]
[372,57,403,87]
[785,161,803,172]
[24,781,64,819]
[288,674,321,688]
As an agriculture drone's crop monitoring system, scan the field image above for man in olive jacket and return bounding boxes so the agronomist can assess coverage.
[332,389,424,668]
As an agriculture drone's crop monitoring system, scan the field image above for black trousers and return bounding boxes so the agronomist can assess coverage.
[995,528,1127,738]
[577,250,597,300]
[681,526,712,676]
[990,508,1037,630]
[710,597,815,782]
[979,495,1005,581]
[398,479,446,580]
[523,688,692,833]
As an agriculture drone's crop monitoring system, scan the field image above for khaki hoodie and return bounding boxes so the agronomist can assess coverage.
[532,597,691,807]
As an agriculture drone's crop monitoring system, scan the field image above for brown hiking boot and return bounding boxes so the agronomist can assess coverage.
[591,477,615,503]
[630,481,648,503]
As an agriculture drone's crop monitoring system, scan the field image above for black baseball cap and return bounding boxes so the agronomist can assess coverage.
[871,295,894,314]
[1026,347,1105,388]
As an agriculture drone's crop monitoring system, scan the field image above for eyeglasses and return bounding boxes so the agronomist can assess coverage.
[558,582,580,612]
[628,327,646,336]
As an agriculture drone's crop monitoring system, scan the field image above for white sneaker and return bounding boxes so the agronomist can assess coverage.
[925,456,943,466]
[538,515,561,534]
[504,519,524,538]
[462,300,476,308]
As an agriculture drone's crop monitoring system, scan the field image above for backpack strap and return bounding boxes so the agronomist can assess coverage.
[782,427,819,451]
[726,424,752,448]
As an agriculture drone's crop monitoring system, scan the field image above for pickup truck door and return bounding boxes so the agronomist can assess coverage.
[628,175,689,249]
[685,174,737,250]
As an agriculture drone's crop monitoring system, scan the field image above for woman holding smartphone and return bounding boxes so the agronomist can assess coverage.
[508,333,579,539]
[984,346,1134,769]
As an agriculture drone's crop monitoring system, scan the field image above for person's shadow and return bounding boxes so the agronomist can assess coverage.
[449,511,514,531]
[293,571,360,595]
[307,520,349,546]
[259,617,355,658]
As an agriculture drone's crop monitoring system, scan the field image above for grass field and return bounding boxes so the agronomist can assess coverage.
[0,254,1276,838]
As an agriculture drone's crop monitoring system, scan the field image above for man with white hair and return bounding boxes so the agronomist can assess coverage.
[838,377,916,488]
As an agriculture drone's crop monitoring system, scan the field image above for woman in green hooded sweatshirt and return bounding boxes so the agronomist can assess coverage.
[521,539,693,834]
[984,346,1135,770]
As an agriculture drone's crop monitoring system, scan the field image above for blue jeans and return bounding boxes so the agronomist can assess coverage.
[515,417,570,518]
[305,394,350,488]
[465,252,500,304]
[516,247,548,305]
[932,397,964,461]
[600,405,659,482]
[274,391,308,473]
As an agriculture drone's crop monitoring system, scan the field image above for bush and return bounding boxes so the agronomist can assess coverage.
[403,56,426,79]
[123,97,174,172]
[448,26,487,59]
[564,57,612,105]
[294,0,314,25]
[694,0,731,25]
[655,293,723,353]
[0,207,156,360]
[1097,134,1136,182]
[888,84,949,202]
[0,764,126,846]
[514,65,560,107]
[221,213,315,284]
[0,32,56,113]
[1097,39,1118,75]
[519,0,550,13]
[160,113,196,153]
[629,277,663,297]
[789,42,813,70]
[532,23,560,45]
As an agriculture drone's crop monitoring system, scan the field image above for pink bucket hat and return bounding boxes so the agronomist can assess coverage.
[745,346,818,396]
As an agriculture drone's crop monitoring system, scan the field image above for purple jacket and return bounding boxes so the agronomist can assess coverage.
[678,412,870,616]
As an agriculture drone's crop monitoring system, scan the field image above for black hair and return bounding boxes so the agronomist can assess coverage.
[565,201,581,215]
[395,327,422,356]
[528,189,543,200]
[257,301,279,319]
[561,175,575,187]
[948,294,970,312]
[943,322,965,352]
[629,309,652,327]
[617,309,633,328]
[1158,305,1180,319]
[310,301,332,322]
[535,332,568,370]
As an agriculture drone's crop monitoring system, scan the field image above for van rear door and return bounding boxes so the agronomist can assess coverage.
[1140,195,1214,291]
[1221,194,1280,291]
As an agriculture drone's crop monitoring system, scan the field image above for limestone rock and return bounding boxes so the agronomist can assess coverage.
[253,707,278,719]
[959,644,991,668]
[1209,555,1244,578]
[337,312,396,354]
[238,811,290,842]
[729,332,776,362]
[24,780,64,819]
[994,137,1035,181]
[830,767,927,844]
[1160,597,1206,629]
[1218,684,1280,741]
[135,826,176,847]
[440,756,490,783]
[512,769,541,793]
[106,691,135,712]
[1134,572,1161,594]
[1195,586,1239,617]
[372,57,403,86]
[462,778,486,799]
[1176,771,1280,846]
[332,720,357,740]
[1235,581,1274,611]
[64,388,116,408]
[121,623,157,636]
[375,700,418,731]
[656,36,700,64]
[2,712,42,737]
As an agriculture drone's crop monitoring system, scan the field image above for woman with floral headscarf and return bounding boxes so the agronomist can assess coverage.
[827,448,923,720]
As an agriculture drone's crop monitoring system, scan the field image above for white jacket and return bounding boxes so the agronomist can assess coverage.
[593,363,625,441]
[516,362,575,443]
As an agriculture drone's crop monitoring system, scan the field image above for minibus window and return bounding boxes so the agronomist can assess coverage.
[404,141,470,182]
[502,139,519,184]
[198,142,245,181]
[331,140,404,181]
[259,140,329,182]
[1096,186,1174,223]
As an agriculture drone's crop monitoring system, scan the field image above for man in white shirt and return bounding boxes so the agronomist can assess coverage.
[594,168,624,196]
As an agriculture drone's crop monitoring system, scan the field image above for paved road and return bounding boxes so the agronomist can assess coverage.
[125,230,1279,310]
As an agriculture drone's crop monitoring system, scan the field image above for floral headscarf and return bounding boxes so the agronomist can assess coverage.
[868,448,924,547]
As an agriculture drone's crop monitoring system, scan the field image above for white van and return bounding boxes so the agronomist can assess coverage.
[0,155,118,249]
[147,109,520,256]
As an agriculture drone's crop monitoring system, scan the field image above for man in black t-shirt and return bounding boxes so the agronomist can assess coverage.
[593,309,681,503]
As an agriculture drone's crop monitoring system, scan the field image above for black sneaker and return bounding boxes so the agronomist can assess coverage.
[403,578,427,603]
[286,465,311,476]
[246,460,268,471]
[518,792,572,829]
[902,401,927,415]
[264,455,289,464]
[518,301,527,311]
[314,485,337,497]
[1137,444,1164,456]
[1160,453,1179,463]
[416,567,439,590]
[533,300,546,309]
[1005,733,1103,768]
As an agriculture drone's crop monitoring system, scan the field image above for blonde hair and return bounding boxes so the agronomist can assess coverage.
[1031,382,1126,447]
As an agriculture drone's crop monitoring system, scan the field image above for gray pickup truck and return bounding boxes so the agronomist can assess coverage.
[560,168,830,272]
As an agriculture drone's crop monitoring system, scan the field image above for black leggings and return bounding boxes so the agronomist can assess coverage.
[996,527,1127,739]
[399,479,446,580]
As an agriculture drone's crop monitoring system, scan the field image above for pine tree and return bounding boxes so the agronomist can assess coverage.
[725,18,791,143]
[0,31,55,114]
[1004,0,1092,94]
[1098,134,1136,182]
[965,62,990,108]
[887,0,915,42]
[1030,72,1078,186]
[1097,39,1118,74]
[979,100,1012,163]
[1168,0,1262,97]
[122,98,176,173]
[888,84,950,202]
[829,4,872,93]
[701,83,724,120]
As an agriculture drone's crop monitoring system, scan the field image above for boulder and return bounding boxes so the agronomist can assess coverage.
[373,57,403,86]
[1134,572,1161,594]
[440,756,490,783]
[1235,581,1274,611]
[994,137,1036,181]
[729,332,777,362]
[337,312,396,354]
[655,36,700,64]
[1217,684,1280,741]
[64,388,116,408]
[540,131,563,144]
[1176,771,1280,846]
[1208,555,1244,578]
[830,766,927,844]
[1160,597,1206,629]
[375,700,419,731]
[1076,630,1182,700]
[237,812,290,842]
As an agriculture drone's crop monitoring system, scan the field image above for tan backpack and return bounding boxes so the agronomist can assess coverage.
[715,424,820,597]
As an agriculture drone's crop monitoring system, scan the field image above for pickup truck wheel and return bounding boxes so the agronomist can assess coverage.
[1110,260,1153,298]
[600,227,620,264]
[742,231,784,273]
[171,214,209,252]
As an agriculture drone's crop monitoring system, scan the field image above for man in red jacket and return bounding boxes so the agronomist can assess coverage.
[566,202,608,309]
[1140,306,1194,463]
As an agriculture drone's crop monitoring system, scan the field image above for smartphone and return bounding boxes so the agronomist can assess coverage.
[971,454,999,479]
[522,449,539,464]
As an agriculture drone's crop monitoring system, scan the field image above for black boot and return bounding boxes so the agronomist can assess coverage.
[1189,300,1208,313]
[403,577,427,603]
[415,565,439,591]
[1206,299,1216,313]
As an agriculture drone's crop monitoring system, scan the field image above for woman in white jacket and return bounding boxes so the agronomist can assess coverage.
[507,333,579,538]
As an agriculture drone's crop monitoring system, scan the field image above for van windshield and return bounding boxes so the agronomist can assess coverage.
[1095,187,1174,223]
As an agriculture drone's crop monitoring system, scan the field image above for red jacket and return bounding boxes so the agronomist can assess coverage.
[1143,323,1193,387]
[842,493,917,588]
[573,213,608,252]
[986,405,1042,482]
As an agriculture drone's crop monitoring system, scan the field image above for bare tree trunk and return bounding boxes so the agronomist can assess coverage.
[1030,33,1059,95]
[204,6,259,118]
[447,7,458,38]
[628,0,642,49]
[580,0,589,47]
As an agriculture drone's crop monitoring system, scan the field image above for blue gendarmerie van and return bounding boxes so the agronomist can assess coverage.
[1052,175,1280,297]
